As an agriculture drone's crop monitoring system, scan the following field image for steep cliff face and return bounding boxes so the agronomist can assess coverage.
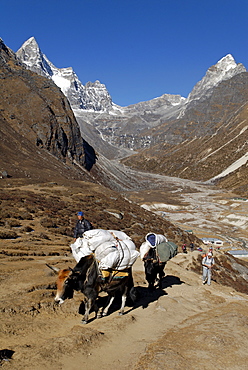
[0,39,96,175]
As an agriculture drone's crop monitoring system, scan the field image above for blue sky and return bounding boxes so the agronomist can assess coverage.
[1,0,248,106]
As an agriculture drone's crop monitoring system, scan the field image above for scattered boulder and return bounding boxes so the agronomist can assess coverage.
[0,170,9,178]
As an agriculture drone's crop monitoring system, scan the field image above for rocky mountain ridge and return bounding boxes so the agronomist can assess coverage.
[16,37,246,156]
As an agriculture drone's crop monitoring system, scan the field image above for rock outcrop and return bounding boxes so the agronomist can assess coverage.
[0,38,96,180]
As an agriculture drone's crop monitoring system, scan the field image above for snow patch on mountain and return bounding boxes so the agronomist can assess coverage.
[52,74,71,94]
[210,152,248,182]
[16,37,113,112]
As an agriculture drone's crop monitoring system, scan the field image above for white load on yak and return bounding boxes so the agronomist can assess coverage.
[70,229,140,271]
[140,232,178,262]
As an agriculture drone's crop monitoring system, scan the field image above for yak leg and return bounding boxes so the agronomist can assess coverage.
[101,286,127,317]
[147,274,156,290]
[158,263,166,288]
[119,285,128,316]
[82,290,98,324]
[101,295,115,317]
[82,298,93,324]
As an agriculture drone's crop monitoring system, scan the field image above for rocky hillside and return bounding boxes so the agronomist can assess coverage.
[0,38,96,182]
[122,72,248,196]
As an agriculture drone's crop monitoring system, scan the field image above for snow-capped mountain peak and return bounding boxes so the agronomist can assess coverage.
[217,54,239,71]
[16,37,113,112]
[186,54,247,103]
[16,37,54,77]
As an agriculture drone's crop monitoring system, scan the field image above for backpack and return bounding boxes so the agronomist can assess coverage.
[156,241,178,263]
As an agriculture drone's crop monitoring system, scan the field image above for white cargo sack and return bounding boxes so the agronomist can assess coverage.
[98,240,140,270]
[108,230,132,241]
[83,229,115,250]
[94,241,119,261]
[70,238,92,263]
[70,229,139,269]
[140,242,151,260]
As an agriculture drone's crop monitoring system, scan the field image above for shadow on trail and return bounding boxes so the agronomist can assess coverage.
[78,274,184,321]
[126,286,167,312]
[160,274,184,289]
[125,274,184,314]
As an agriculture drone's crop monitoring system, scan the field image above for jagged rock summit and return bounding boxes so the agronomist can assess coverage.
[187,54,246,102]
[16,37,113,112]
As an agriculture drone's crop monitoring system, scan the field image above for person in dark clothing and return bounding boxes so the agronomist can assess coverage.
[73,211,93,241]
[182,244,187,253]
[190,242,195,252]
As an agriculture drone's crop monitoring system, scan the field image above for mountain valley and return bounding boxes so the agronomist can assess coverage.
[0,37,248,370]
[16,37,248,198]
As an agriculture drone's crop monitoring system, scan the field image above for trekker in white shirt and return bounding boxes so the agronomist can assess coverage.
[202,252,215,285]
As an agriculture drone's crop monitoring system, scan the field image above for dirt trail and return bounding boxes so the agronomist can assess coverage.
[5,252,243,370]
[59,254,248,370]
[1,251,248,369]
[1,180,248,369]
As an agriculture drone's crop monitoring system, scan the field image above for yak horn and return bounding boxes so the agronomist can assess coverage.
[46,263,60,273]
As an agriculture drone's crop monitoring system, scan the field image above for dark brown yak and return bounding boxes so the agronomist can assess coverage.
[47,254,134,324]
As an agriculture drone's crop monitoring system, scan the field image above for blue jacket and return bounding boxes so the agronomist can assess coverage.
[73,219,93,238]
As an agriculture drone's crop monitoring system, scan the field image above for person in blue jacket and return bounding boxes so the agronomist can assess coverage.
[73,211,93,241]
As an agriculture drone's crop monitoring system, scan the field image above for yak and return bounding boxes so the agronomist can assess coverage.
[47,254,134,324]
[143,247,166,289]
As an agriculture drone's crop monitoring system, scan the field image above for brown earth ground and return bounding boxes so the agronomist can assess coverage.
[1,251,248,370]
[0,181,248,370]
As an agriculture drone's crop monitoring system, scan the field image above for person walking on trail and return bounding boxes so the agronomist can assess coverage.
[190,242,195,252]
[73,211,93,241]
[202,252,215,285]
[182,244,187,253]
